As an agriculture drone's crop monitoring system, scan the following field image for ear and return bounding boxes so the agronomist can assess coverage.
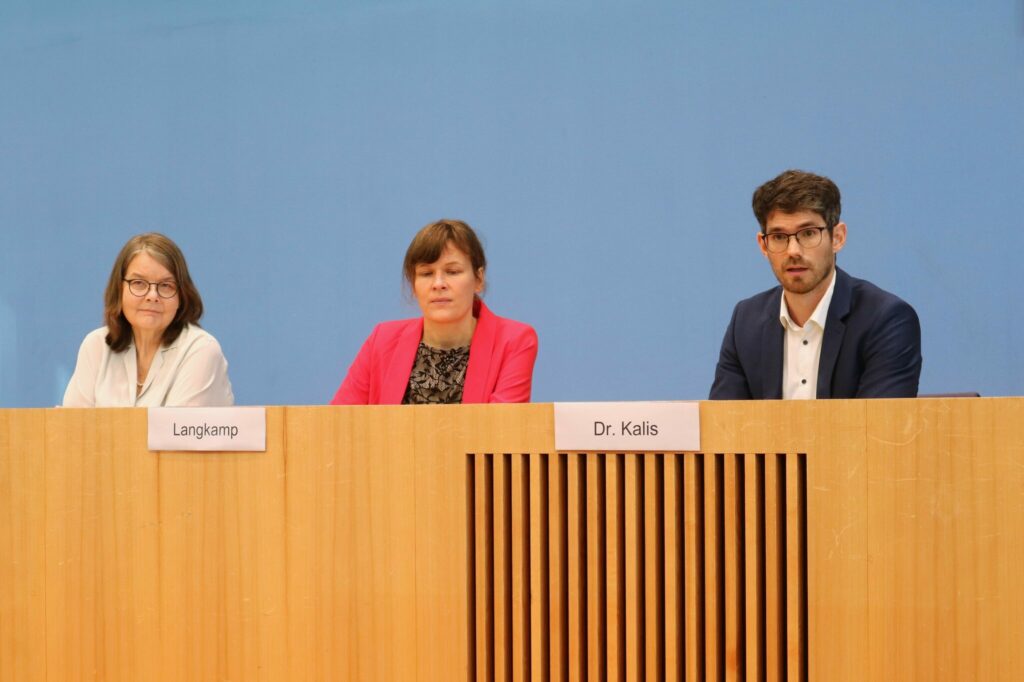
[831,222,847,254]
[475,268,485,294]
[757,231,769,258]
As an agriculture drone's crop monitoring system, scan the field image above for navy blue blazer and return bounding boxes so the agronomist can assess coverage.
[709,268,922,399]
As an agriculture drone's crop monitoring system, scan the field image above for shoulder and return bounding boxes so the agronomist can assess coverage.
[493,314,537,340]
[362,317,422,348]
[350,317,422,366]
[71,327,115,369]
[844,271,918,319]
[730,285,782,322]
[479,304,538,344]
[81,326,109,345]
[171,325,228,360]
[77,327,113,356]
[372,317,422,337]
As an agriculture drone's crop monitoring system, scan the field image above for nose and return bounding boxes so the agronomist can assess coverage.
[432,271,448,289]
[785,234,804,257]
[144,283,160,300]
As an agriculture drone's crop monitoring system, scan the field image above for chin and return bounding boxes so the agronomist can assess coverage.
[427,311,467,324]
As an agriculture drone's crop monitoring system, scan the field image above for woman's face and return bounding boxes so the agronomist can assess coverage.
[412,243,484,327]
[121,252,179,338]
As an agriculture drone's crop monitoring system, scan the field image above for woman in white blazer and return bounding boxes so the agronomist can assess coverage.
[63,232,233,407]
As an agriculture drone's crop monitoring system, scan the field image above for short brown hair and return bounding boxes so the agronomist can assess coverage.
[403,219,487,289]
[103,232,204,352]
[752,169,841,232]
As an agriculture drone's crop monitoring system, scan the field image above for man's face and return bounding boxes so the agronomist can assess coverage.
[758,209,846,296]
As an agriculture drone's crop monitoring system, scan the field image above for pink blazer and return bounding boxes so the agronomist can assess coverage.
[330,300,538,405]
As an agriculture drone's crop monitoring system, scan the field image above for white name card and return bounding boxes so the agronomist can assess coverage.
[148,407,267,452]
[554,401,700,452]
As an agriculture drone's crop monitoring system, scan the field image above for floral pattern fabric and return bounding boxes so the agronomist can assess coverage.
[402,343,470,404]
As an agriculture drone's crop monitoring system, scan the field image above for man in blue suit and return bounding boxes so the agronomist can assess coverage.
[710,170,922,399]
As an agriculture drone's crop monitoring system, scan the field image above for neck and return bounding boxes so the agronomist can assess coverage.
[133,329,164,357]
[783,268,835,328]
[422,316,476,350]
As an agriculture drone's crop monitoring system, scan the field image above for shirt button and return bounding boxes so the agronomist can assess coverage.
[801,379,807,384]
[803,340,808,345]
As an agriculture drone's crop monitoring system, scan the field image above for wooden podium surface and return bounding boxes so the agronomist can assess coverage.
[1,398,1023,681]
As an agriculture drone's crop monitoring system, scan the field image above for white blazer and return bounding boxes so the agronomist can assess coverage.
[63,324,234,407]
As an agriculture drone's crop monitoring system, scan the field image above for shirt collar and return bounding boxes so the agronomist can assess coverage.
[778,269,838,331]
[127,324,189,353]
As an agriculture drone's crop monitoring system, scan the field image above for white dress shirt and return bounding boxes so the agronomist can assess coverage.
[63,324,234,407]
[780,273,837,400]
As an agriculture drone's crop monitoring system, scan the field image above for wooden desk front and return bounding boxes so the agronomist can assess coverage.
[1,399,1022,680]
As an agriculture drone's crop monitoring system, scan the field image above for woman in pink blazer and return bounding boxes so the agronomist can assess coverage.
[331,220,538,405]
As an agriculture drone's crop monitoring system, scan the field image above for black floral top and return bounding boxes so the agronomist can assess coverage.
[402,343,471,404]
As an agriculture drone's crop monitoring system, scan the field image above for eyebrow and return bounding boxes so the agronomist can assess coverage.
[766,221,823,233]
[417,261,465,269]
[127,273,176,281]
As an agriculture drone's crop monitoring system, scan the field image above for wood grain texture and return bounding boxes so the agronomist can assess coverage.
[585,453,604,682]
[0,409,46,682]
[643,455,663,682]
[683,454,704,682]
[549,453,568,682]
[664,455,683,682]
[2,399,1023,681]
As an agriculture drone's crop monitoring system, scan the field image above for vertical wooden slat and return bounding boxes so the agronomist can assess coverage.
[664,455,683,682]
[723,455,743,680]
[511,454,529,681]
[549,455,568,682]
[624,454,644,680]
[476,455,495,682]
[644,456,664,681]
[785,455,806,682]
[530,454,549,682]
[567,455,585,681]
[586,454,605,681]
[764,455,784,681]
[704,455,723,682]
[683,454,704,682]
[606,455,625,682]
[468,454,478,682]
[744,455,765,682]
[494,455,511,681]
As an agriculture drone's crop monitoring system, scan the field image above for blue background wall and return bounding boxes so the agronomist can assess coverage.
[2,0,1022,407]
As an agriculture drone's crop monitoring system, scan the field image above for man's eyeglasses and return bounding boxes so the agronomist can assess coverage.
[123,278,178,299]
[761,226,830,253]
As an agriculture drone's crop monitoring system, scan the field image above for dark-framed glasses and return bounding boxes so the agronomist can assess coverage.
[123,278,178,298]
[762,226,829,253]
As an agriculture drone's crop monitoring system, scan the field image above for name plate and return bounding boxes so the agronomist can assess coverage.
[148,407,266,452]
[554,401,700,452]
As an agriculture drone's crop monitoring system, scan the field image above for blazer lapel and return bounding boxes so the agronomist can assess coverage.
[759,295,784,399]
[462,300,495,403]
[816,268,851,398]
[382,319,423,404]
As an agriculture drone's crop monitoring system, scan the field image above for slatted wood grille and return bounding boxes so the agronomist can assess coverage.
[468,452,807,681]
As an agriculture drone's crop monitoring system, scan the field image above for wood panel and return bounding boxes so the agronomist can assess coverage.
[0,409,46,682]
[284,405,416,680]
[1,399,1023,681]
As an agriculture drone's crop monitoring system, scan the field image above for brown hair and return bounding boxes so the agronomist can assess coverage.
[752,169,842,232]
[402,219,487,289]
[103,232,204,352]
